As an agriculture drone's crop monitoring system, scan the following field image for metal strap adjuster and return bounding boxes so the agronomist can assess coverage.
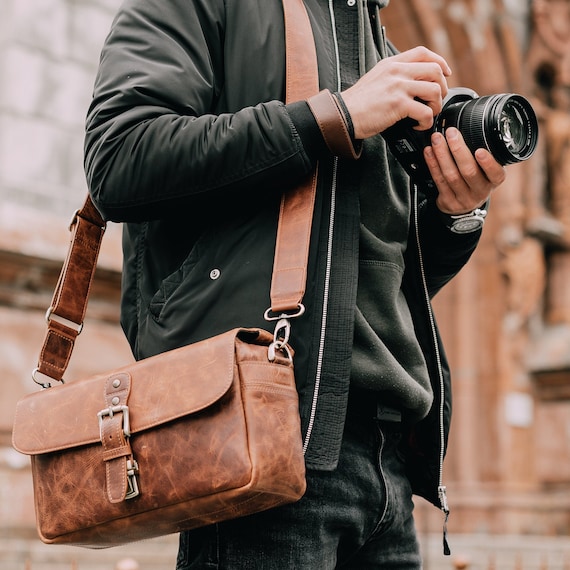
[45,306,83,334]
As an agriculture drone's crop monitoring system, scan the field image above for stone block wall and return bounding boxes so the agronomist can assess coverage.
[0,0,119,219]
[0,0,132,543]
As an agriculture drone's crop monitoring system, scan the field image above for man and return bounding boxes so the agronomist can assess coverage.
[85,0,506,567]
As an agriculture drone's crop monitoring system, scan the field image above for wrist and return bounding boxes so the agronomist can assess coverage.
[438,200,490,234]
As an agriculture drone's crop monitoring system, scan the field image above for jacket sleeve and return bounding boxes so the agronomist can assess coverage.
[415,190,482,298]
[84,0,314,222]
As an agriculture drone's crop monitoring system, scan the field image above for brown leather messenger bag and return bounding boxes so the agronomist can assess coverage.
[12,0,319,548]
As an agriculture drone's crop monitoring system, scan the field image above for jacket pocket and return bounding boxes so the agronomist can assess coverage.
[138,206,279,359]
[148,236,204,321]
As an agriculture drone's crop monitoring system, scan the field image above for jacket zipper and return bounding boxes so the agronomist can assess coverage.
[412,183,451,555]
[301,7,451,555]
[302,0,342,454]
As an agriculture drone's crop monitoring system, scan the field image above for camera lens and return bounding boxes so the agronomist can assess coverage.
[441,94,538,165]
[499,100,527,155]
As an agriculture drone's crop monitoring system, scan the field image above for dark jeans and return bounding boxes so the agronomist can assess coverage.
[176,397,422,569]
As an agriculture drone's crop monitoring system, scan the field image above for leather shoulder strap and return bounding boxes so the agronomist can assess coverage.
[269,0,319,316]
[34,201,106,386]
[34,0,319,385]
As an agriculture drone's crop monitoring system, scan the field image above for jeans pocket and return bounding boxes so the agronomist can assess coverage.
[176,527,219,569]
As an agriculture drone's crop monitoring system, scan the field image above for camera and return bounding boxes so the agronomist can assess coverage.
[382,87,539,196]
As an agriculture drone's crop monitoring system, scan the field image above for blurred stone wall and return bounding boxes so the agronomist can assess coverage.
[383,0,570,539]
[0,0,131,531]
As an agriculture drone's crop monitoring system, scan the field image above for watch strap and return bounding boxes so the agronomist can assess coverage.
[440,201,489,234]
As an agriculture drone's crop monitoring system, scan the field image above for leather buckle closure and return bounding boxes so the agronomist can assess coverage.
[98,404,140,501]
[98,404,131,438]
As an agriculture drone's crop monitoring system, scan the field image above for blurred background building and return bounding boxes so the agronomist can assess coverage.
[1,0,569,568]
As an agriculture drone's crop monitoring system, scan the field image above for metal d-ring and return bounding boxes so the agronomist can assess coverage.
[32,368,63,389]
[263,303,305,322]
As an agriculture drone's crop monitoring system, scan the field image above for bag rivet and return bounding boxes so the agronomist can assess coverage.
[112,379,121,388]
[209,268,221,280]
[111,396,120,406]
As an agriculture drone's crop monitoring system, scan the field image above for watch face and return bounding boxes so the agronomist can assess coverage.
[451,217,484,233]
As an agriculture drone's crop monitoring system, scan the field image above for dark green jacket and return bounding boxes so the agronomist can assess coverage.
[84,0,481,510]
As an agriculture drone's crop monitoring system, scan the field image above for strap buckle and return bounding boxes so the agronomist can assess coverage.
[98,404,140,502]
[68,208,106,232]
[68,209,80,231]
[98,404,131,438]
[125,458,140,500]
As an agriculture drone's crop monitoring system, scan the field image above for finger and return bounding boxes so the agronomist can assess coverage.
[444,128,479,172]
[393,61,449,99]
[392,46,452,77]
[408,98,439,131]
[427,132,487,213]
[445,129,503,200]
[406,82,448,129]
[424,145,449,192]
[430,131,470,194]
[474,149,507,186]
[427,130,499,214]
[423,144,457,208]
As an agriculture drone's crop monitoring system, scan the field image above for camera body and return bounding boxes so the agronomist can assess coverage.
[382,87,538,197]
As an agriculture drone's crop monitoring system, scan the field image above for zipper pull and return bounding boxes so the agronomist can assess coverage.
[438,485,449,514]
[378,25,388,59]
[438,485,451,556]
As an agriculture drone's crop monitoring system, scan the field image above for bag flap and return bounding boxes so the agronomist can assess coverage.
[13,328,266,455]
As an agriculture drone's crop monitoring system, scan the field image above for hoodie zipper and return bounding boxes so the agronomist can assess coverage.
[302,0,342,454]
[412,183,451,555]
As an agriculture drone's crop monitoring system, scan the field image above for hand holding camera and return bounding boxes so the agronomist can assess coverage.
[341,47,538,216]
[382,87,538,202]
[341,46,453,138]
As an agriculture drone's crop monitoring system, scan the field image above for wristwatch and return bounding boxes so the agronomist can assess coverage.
[443,202,489,234]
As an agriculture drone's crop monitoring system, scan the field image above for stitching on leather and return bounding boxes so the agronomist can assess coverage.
[40,331,74,374]
[309,91,357,158]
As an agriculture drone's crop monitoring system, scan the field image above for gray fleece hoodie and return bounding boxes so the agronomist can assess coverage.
[342,0,433,421]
